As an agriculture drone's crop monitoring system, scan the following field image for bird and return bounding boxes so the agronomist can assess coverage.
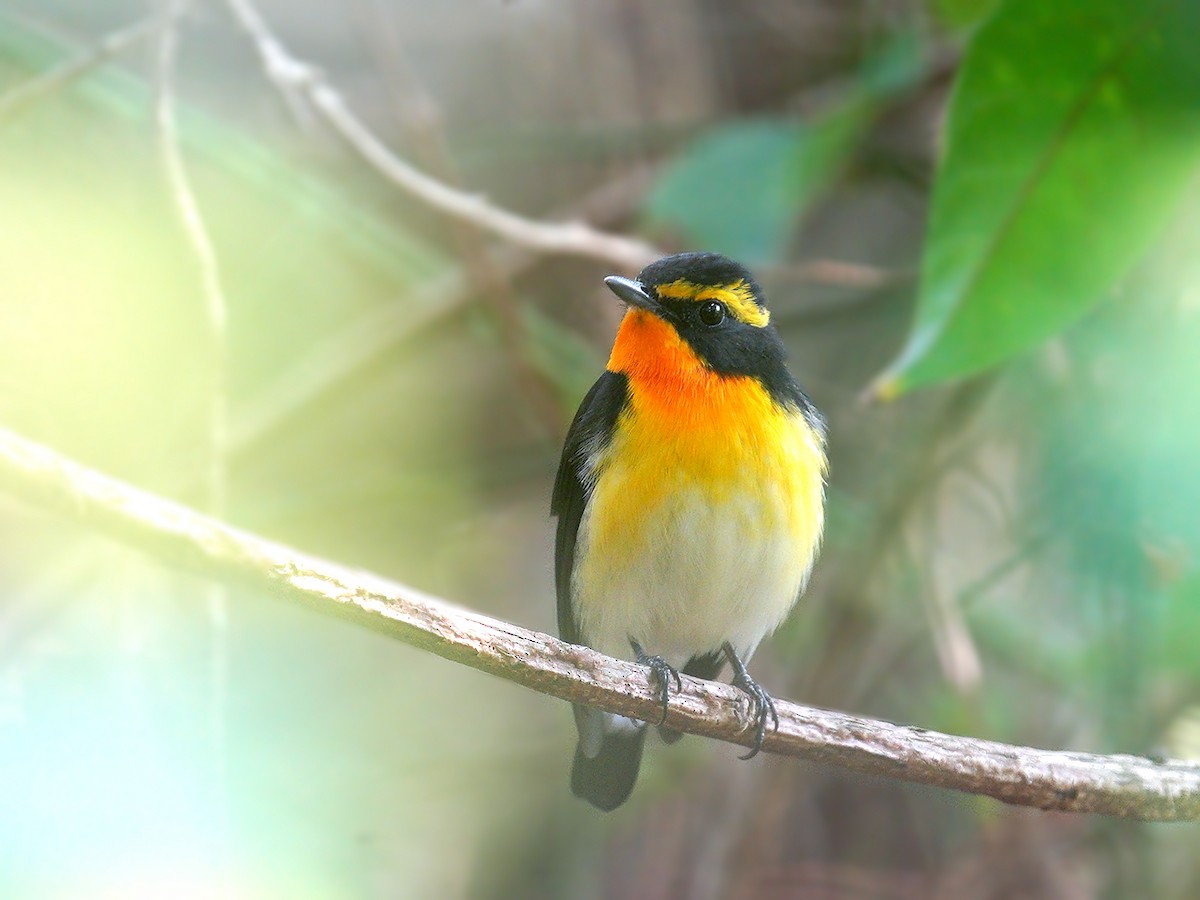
[552,251,827,811]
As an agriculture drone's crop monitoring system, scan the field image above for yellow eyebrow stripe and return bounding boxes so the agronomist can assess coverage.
[654,278,770,328]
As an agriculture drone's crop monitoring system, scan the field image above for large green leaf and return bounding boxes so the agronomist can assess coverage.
[874,0,1200,398]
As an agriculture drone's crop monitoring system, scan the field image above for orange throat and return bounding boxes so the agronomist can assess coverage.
[607,309,711,391]
[604,308,801,478]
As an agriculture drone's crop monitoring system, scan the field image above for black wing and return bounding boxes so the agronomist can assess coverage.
[551,370,628,646]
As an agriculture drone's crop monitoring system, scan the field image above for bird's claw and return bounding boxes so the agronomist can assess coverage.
[630,638,681,725]
[731,671,778,759]
[723,642,779,759]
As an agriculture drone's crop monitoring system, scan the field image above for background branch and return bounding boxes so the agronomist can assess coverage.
[0,425,1197,822]
[220,0,898,290]
[223,0,661,271]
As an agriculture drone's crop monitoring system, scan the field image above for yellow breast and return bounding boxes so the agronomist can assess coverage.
[592,308,825,573]
[588,370,825,575]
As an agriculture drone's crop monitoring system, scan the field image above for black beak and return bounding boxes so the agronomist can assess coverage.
[604,276,658,313]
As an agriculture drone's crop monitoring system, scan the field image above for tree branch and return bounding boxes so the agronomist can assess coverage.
[222,0,661,271]
[219,0,902,289]
[0,425,1197,821]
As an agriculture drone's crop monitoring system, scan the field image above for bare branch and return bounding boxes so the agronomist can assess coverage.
[0,427,1197,821]
[315,86,666,271]
[221,0,901,287]
[222,0,661,271]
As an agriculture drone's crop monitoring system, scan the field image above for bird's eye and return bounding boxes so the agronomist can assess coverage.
[698,301,726,327]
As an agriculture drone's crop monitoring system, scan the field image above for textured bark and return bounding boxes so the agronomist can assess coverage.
[1,426,1197,821]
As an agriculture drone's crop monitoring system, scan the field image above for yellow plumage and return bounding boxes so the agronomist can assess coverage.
[571,308,826,666]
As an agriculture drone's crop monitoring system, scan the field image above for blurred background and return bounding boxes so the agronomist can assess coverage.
[2,0,1199,897]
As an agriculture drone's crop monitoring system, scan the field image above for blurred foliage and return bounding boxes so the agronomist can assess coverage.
[1,1,1200,899]
[645,32,924,262]
[519,304,604,414]
[1015,281,1200,750]
[928,0,1000,32]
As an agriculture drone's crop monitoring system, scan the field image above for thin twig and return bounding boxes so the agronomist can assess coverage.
[0,425,1197,822]
[350,4,565,437]
[0,7,900,290]
[312,89,663,270]
[222,0,661,271]
[222,0,900,289]
[0,10,175,124]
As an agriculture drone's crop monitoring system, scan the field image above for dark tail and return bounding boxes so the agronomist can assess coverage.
[570,727,646,811]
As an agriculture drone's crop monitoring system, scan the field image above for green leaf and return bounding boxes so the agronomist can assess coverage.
[645,120,810,263]
[645,107,873,263]
[859,29,928,97]
[644,33,925,263]
[874,0,1200,398]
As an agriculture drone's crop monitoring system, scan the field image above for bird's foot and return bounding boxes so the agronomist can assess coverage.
[722,642,779,760]
[629,637,681,726]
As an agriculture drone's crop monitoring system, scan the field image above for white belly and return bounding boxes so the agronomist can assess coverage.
[571,476,811,669]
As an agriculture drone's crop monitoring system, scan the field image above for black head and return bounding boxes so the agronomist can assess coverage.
[604,252,799,402]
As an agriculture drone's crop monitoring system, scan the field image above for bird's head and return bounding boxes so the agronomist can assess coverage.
[604,252,789,389]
